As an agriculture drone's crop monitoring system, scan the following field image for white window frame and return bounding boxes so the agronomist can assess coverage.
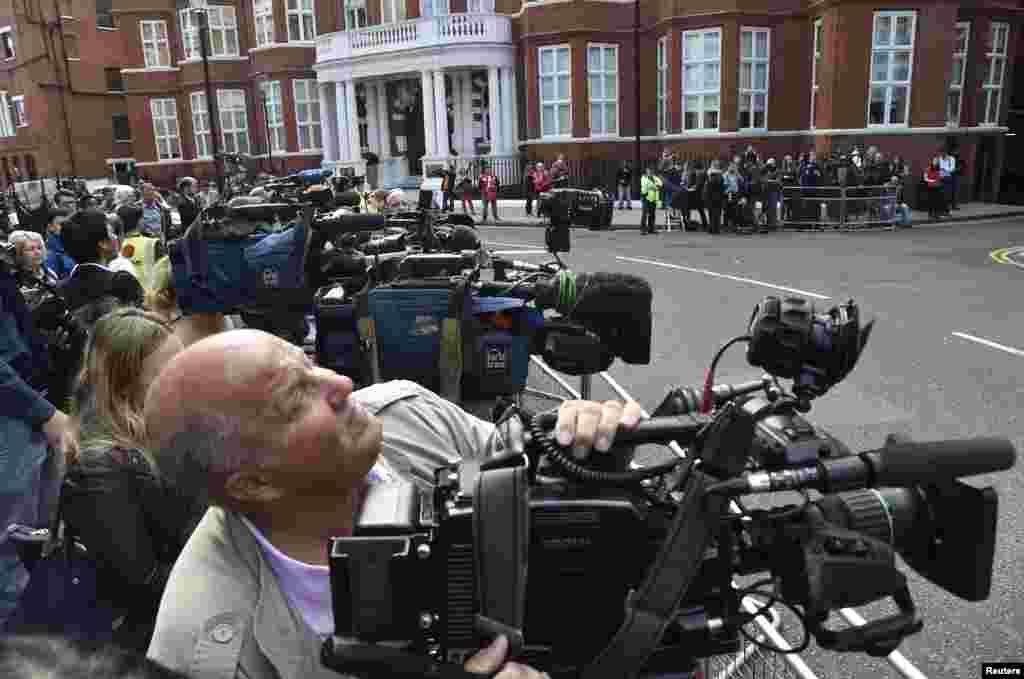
[811,18,822,129]
[656,36,669,134]
[260,81,287,153]
[381,0,407,24]
[0,92,13,137]
[11,95,26,127]
[286,0,316,42]
[947,21,970,127]
[190,91,212,159]
[867,10,916,127]
[587,43,619,137]
[982,21,1009,126]
[150,98,182,160]
[682,27,722,132]
[140,19,171,68]
[738,26,770,130]
[344,0,367,30]
[420,0,449,17]
[217,89,250,154]
[254,0,273,47]
[180,4,239,60]
[538,44,572,138]
[293,79,323,151]
[0,27,14,61]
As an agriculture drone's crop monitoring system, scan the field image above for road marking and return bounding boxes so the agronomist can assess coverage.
[951,332,1024,357]
[487,241,545,249]
[989,246,1024,269]
[617,255,831,300]
[491,250,549,256]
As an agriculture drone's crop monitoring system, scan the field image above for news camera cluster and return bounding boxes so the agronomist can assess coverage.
[317,292,1017,679]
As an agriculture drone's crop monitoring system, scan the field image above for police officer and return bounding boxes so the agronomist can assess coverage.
[640,166,663,235]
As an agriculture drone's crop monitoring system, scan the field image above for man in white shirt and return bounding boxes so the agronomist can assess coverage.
[940,150,956,215]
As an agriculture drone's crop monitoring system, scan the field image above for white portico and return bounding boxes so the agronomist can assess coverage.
[314,6,520,189]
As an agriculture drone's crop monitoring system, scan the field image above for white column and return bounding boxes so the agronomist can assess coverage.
[365,83,380,155]
[487,66,500,155]
[450,73,463,155]
[421,69,436,160]
[376,81,391,158]
[318,83,337,162]
[345,80,361,162]
[434,70,450,158]
[460,71,474,157]
[335,81,351,163]
[500,67,513,154]
[508,68,519,154]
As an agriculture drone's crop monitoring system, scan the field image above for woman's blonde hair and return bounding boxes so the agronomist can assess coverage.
[8,230,45,264]
[145,256,175,316]
[73,308,175,470]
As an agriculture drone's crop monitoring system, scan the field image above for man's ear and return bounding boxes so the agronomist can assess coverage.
[224,469,285,505]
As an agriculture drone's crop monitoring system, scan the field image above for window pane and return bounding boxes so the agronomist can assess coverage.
[872,52,889,82]
[741,31,753,59]
[289,16,300,40]
[590,103,601,132]
[894,15,913,46]
[211,31,224,54]
[952,59,963,86]
[705,32,719,58]
[588,74,601,98]
[888,85,907,124]
[558,104,570,133]
[739,110,751,128]
[541,76,554,101]
[704,109,718,129]
[739,93,751,111]
[556,47,569,72]
[685,95,699,111]
[891,52,910,81]
[704,63,719,89]
[869,86,886,124]
[754,63,767,89]
[143,22,153,40]
[605,74,616,99]
[946,91,961,125]
[874,16,891,46]
[755,31,768,58]
[753,110,765,128]
[684,33,699,60]
[956,27,968,52]
[557,75,570,99]
[684,111,698,130]
[704,94,718,110]
[540,49,554,74]
[605,103,617,132]
[739,63,751,89]
[604,47,615,67]
[235,111,246,128]
[685,64,701,91]
[588,47,600,71]
[993,57,1004,85]
[303,15,315,37]
[226,30,238,54]
[542,105,554,134]
[753,93,766,111]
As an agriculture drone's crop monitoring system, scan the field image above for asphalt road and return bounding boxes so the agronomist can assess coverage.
[482,218,1024,679]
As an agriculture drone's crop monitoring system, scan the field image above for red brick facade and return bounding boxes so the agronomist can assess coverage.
[0,0,1021,198]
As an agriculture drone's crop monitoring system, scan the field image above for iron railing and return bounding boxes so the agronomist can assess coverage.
[780,185,900,229]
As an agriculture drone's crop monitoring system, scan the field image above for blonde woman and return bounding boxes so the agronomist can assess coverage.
[144,256,232,348]
[61,308,202,652]
[7,230,57,286]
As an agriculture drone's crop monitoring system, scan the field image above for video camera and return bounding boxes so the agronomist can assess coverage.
[320,296,1015,679]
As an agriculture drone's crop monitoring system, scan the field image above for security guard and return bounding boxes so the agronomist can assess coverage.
[640,166,663,235]
[116,204,163,290]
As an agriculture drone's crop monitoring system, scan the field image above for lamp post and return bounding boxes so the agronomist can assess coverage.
[261,88,274,176]
[633,0,641,200]
[190,3,224,196]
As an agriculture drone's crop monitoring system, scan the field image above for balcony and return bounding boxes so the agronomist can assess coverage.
[316,13,513,63]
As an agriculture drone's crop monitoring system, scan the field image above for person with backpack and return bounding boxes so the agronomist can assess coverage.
[703,160,726,235]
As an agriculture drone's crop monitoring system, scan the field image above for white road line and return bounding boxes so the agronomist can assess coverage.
[951,332,1024,357]
[487,241,544,249]
[617,255,831,300]
[491,250,550,256]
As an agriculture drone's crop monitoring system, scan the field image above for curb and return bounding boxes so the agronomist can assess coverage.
[476,210,1024,231]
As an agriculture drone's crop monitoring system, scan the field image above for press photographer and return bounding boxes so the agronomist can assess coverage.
[143,329,640,679]
[0,239,76,628]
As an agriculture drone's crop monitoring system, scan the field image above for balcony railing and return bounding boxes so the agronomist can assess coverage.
[316,13,512,61]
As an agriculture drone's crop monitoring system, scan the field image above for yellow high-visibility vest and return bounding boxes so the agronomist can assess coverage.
[121,235,160,289]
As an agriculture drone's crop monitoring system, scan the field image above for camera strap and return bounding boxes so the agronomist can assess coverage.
[583,403,756,679]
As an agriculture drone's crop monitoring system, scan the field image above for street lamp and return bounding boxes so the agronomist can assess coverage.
[261,88,275,176]
[189,1,224,196]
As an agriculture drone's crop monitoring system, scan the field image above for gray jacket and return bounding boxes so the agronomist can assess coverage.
[146,380,510,679]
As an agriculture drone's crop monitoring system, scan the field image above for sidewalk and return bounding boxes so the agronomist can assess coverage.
[467,200,1024,230]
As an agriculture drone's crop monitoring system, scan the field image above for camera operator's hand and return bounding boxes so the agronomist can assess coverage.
[465,636,550,679]
[556,399,643,457]
[42,409,78,462]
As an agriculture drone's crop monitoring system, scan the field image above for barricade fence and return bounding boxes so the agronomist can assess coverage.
[780,185,900,229]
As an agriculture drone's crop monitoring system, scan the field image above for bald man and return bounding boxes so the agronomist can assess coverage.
[144,329,641,679]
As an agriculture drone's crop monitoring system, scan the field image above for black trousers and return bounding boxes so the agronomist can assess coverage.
[707,204,723,234]
[641,199,657,233]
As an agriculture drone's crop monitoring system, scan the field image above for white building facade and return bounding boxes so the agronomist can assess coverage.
[314,1,521,188]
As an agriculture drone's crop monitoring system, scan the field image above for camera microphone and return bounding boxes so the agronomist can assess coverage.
[723,436,1016,494]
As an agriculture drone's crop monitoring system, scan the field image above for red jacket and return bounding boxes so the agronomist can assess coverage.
[529,169,550,193]
[479,173,499,200]
[924,167,942,187]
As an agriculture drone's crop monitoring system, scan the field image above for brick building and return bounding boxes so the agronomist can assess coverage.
[0,0,1021,199]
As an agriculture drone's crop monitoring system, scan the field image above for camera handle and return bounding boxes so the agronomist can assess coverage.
[321,638,499,679]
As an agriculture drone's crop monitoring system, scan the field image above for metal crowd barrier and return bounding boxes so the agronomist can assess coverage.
[781,185,899,230]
